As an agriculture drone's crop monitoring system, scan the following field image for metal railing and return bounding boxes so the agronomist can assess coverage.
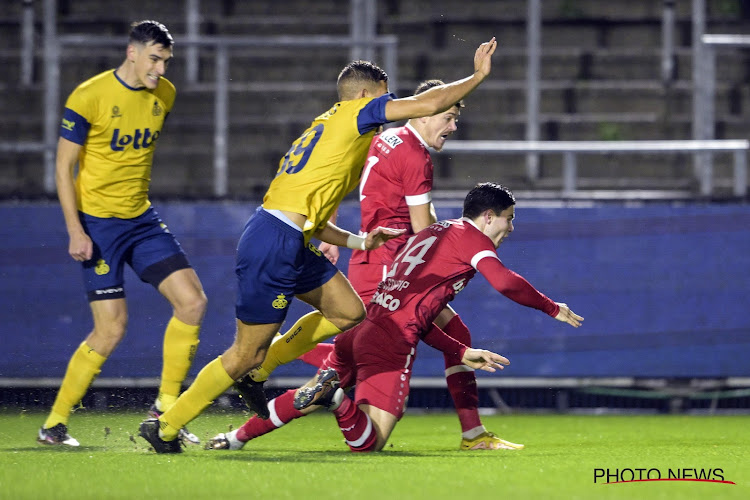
[5,0,397,197]
[3,0,749,199]
[442,140,749,197]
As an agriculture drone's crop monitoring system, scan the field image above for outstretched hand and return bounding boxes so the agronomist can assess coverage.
[318,242,339,264]
[364,226,406,250]
[461,348,510,373]
[474,37,497,79]
[554,303,584,327]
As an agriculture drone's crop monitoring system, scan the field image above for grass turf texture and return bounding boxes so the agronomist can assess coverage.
[0,410,747,499]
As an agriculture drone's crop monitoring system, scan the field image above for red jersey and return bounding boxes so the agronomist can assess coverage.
[350,123,433,266]
[367,218,559,348]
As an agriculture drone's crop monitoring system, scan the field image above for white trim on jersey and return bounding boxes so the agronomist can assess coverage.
[405,122,430,149]
[471,250,500,270]
[405,191,432,206]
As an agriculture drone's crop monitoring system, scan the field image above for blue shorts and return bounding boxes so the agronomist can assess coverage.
[80,206,190,301]
[235,207,339,324]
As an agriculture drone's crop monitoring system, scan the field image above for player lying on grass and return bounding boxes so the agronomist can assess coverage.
[206,182,583,453]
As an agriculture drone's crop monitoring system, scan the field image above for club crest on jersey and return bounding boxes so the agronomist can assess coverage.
[94,259,110,276]
[152,101,162,116]
[272,294,289,310]
[111,106,122,118]
[110,128,160,151]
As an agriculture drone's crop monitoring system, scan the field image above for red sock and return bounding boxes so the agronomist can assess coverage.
[298,343,334,368]
[236,389,303,441]
[332,396,378,452]
[440,315,482,432]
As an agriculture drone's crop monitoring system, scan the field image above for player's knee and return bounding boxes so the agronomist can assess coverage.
[339,303,366,330]
[176,289,207,324]
[89,316,128,354]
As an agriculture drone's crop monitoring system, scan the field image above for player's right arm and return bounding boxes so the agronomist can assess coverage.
[408,202,437,233]
[384,37,496,122]
[55,137,92,262]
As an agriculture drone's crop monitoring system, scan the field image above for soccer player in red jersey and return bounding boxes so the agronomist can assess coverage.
[350,79,514,450]
[206,183,583,452]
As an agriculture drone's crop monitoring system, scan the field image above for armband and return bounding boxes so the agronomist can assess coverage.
[346,234,367,251]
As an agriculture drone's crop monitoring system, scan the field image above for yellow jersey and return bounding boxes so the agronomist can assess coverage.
[263,93,393,242]
[59,69,176,219]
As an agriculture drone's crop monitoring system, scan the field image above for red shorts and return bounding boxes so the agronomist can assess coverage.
[347,262,388,303]
[323,318,416,419]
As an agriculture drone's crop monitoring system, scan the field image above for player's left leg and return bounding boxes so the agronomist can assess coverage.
[129,209,207,415]
[295,383,397,453]
[251,270,365,383]
[434,306,524,451]
[143,267,206,444]
[154,268,206,412]
[207,388,322,450]
[131,213,207,444]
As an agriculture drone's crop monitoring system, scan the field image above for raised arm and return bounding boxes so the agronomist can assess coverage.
[384,37,497,122]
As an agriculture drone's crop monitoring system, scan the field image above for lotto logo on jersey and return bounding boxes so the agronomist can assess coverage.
[110,128,161,151]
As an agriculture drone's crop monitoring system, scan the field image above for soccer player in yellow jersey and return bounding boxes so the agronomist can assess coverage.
[139,36,497,453]
[38,21,206,447]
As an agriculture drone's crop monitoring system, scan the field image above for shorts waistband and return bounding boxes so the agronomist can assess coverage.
[255,206,304,238]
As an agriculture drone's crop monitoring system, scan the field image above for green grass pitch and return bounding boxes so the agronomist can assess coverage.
[0,409,747,499]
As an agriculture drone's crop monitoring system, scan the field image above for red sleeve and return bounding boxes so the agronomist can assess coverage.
[420,324,468,359]
[475,256,560,317]
[399,149,433,200]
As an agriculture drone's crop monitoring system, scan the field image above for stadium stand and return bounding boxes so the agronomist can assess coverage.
[1,0,750,197]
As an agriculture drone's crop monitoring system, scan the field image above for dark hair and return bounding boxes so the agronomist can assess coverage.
[129,20,173,49]
[337,60,389,98]
[414,79,465,109]
[462,182,515,219]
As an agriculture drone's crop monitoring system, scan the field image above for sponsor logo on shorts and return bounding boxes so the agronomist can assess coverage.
[95,259,110,276]
[94,287,123,296]
[452,278,466,293]
[272,294,289,310]
[308,243,322,257]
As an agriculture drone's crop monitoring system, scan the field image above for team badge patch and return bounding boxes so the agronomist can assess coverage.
[272,294,289,310]
[94,259,110,276]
